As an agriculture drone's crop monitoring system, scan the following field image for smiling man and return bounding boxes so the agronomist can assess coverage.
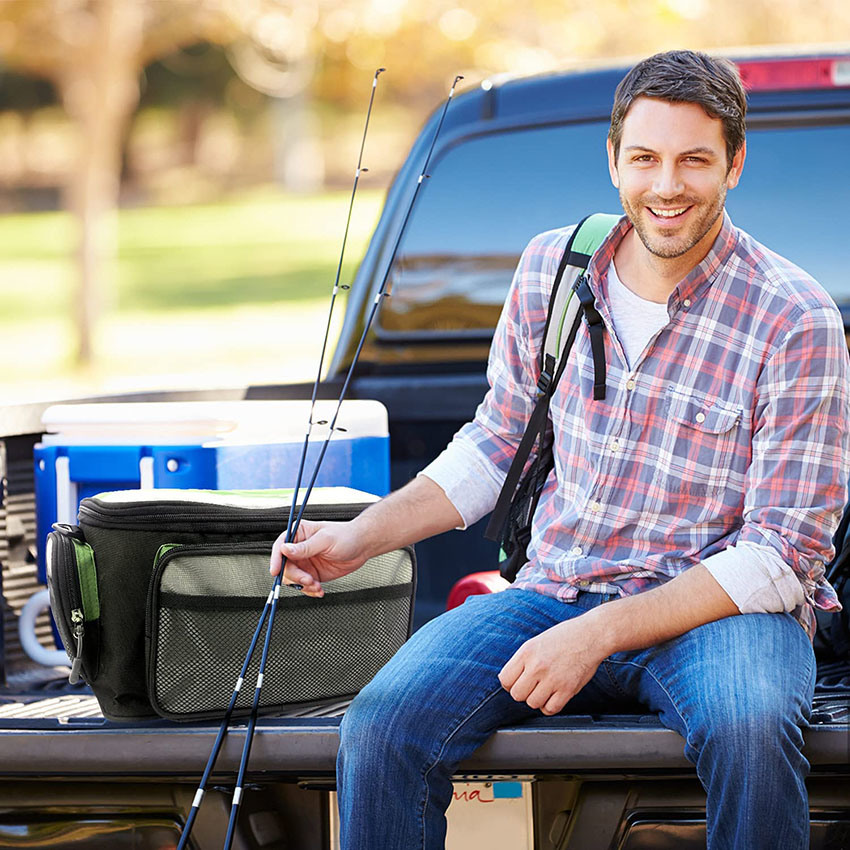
[271,51,850,850]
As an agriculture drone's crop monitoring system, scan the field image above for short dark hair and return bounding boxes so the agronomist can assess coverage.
[609,50,747,168]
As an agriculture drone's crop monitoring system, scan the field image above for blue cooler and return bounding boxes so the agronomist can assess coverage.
[34,399,390,584]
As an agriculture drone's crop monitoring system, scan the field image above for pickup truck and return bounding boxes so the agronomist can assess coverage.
[1,48,849,850]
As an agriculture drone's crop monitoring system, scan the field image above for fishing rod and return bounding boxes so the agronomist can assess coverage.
[175,67,385,850]
[220,73,464,850]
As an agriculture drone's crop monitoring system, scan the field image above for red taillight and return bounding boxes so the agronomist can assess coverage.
[446,571,509,610]
[736,57,850,92]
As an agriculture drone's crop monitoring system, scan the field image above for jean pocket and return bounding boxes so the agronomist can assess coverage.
[651,387,743,500]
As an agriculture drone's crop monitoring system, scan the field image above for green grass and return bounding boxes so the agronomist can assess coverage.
[0,188,386,401]
[0,187,385,322]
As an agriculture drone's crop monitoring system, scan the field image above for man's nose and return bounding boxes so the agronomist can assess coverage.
[652,163,684,199]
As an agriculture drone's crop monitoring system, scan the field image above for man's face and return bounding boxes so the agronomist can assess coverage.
[607,97,745,261]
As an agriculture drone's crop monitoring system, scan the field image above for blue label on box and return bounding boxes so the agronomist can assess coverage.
[492,782,523,799]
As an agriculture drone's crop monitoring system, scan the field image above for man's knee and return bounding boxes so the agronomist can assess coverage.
[338,674,423,771]
[690,695,807,773]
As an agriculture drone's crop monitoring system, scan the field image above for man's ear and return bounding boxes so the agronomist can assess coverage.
[606,137,620,189]
[726,140,746,190]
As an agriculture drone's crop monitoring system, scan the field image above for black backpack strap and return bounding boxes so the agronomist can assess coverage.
[538,215,593,378]
[484,388,552,544]
[483,227,584,545]
[484,214,616,553]
[577,276,607,401]
[826,497,850,584]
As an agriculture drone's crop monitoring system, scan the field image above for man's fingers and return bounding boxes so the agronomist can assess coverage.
[269,531,324,575]
[525,682,555,711]
[541,692,568,716]
[508,671,538,704]
[498,653,524,691]
[282,564,324,596]
[279,538,318,562]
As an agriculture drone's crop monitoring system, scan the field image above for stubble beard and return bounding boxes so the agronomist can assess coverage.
[619,183,727,260]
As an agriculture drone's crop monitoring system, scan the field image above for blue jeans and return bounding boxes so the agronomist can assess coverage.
[337,588,816,850]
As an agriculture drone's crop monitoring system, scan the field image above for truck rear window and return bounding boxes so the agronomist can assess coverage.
[379,119,850,338]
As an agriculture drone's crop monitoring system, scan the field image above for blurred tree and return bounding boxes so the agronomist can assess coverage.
[226,0,323,190]
[0,0,241,365]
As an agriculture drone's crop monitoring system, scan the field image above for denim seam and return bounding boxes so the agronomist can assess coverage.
[606,655,715,839]
[601,659,632,701]
[610,624,815,850]
[418,686,504,850]
[606,658,702,768]
[798,636,816,726]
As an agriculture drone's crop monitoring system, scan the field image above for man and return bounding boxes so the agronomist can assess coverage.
[270,50,850,849]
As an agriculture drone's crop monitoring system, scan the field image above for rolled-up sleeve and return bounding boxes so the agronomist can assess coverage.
[731,304,850,616]
[702,541,805,613]
[419,230,567,528]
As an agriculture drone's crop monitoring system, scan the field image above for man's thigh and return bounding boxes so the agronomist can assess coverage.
[605,612,816,751]
[343,588,622,741]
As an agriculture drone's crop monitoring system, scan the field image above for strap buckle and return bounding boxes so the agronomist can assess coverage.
[536,369,553,397]
[536,353,557,397]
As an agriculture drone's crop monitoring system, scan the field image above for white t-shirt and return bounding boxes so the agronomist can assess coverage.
[605,260,669,370]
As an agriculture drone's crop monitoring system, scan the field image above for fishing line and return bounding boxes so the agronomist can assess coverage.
[221,73,463,850]
[176,67,385,850]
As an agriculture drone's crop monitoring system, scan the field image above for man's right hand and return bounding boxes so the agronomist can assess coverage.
[269,520,368,598]
[268,476,465,598]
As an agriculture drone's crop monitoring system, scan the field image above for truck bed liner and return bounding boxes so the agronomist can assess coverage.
[0,675,846,779]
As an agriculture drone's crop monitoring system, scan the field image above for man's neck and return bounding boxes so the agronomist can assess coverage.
[613,217,723,304]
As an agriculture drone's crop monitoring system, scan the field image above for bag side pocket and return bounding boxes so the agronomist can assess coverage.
[147,542,415,721]
[45,524,101,683]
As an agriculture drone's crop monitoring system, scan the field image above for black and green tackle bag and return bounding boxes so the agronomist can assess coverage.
[45,487,416,722]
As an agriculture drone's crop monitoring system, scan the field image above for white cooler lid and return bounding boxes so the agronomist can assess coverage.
[40,400,389,446]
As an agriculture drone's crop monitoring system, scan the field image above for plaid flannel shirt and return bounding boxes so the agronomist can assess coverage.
[422,212,850,637]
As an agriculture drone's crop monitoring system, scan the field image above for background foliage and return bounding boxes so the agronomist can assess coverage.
[0,0,846,401]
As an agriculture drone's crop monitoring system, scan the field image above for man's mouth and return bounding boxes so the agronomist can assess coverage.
[648,206,691,220]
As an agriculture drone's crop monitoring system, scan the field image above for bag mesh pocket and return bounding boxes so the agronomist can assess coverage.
[148,547,414,720]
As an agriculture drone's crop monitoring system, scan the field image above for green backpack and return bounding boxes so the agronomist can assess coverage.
[485,213,620,581]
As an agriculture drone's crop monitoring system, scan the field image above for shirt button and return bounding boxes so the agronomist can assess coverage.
[626,379,636,391]
[578,580,590,587]
[695,412,706,424]
[590,500,601,512]
[610,440,620,452]
[571,546,583,556]
[683,299,692,308]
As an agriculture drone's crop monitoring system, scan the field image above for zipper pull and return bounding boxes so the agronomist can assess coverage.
[69,609,85,684]
[52,523,86,541]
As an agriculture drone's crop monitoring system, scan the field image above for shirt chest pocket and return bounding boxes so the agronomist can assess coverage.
[651,388,743,499]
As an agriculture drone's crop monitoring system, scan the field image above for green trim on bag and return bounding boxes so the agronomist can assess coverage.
[555,288,576,352]
[72,539,100,621]
[571,213,621,256]
[155,543,182,564]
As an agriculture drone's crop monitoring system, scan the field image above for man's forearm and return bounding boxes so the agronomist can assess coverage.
[588,563,740,656]
[352,475,464,559]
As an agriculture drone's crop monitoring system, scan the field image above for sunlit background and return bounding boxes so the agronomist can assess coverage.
[0,0,848,404]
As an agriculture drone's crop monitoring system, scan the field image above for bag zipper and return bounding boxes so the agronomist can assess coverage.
[78,499,363,530]
[48,524,89,684]
[69,609,85,684]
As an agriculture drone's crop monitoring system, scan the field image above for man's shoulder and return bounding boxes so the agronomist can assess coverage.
[732,226,840,320]
[510,226,579,300]
[523,224,577,258]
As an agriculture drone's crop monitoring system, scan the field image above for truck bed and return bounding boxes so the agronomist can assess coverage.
[0,667,847,780]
